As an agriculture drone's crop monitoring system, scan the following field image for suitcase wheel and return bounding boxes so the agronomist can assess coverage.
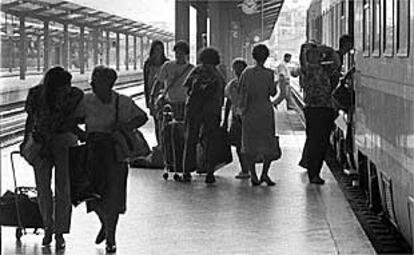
[162,172,169,180]
[16,228,23,240]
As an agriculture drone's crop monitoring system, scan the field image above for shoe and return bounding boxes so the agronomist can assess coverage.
[106,243,117,253]
[250,178,262,186]
[235,172,251,179]
[310,176,325,185]
[95,226,106,244]
[205,174,216,184]
[181,173,192,182]
[260,176,276,186]
[42,228,53,246]
[55,234,65,250]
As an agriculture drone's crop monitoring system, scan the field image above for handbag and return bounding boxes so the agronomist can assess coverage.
[20,133,43,166]
[332,78,355,112]
[68,144,94,206]
[113,95,151,163]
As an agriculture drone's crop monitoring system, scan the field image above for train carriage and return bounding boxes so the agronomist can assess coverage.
[307,0,414,246]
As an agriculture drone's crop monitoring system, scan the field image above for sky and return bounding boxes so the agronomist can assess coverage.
[69,0,174,31]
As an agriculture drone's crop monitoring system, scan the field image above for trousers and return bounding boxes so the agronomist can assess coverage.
[33,133,77,234]
[273,80,295,109]
[302,107,336,180]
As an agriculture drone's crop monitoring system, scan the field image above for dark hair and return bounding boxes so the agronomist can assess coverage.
[339,34,353,49]
[173,40,190,55]
[198,47,220,65]
[284,53,292,61]
[148,40,167,65]
[252,44,269,63]
[231,58,247,77]
[91,65,118,88]
[42,66,72,110]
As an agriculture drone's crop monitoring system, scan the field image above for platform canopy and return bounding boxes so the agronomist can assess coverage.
[191,0,284,42]
[0,0,174,41]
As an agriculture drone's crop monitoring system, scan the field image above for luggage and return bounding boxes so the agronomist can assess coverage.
[162,104,185,181]
[0,151,43,239]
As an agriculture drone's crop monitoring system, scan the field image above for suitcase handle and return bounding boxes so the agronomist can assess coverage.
[10,151,21,191]
[10,151,25,230]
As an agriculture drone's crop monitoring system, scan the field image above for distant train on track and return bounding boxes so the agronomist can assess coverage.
[307,0,413,246]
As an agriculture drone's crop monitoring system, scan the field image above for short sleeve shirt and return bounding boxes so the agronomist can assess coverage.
[157,60,194,102]
[77,91,145,133]
[277,62,290,81]
[225,78,241,114]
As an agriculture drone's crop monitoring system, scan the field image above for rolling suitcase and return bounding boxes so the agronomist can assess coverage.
[0,151,43,239]
[162,104,185,181]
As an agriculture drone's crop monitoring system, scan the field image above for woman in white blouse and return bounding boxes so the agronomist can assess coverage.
[75,66,147,253]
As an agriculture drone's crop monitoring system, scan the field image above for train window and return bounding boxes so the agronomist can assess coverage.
[331,7,335,47]
[340,0,346,35]
[396,0,410,57]
[363,0,370,56]
[383,0,394,56]
[372,0,381,56]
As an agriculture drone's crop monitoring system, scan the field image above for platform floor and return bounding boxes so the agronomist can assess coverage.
[0,99,375,254]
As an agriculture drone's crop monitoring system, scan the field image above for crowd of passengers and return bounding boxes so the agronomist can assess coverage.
[20,35,353,253]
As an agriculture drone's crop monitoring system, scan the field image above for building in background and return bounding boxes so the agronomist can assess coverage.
[268,0,310,64]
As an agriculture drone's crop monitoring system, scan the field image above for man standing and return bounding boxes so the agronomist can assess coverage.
[299,35,353,185]
[272,53,295,110]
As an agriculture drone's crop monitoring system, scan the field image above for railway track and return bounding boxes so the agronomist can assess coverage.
[0,79,145,148]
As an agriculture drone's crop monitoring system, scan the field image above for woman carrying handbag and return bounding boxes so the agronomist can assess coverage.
[74,66,148,253]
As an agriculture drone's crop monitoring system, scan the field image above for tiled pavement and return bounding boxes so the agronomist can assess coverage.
[0,99,375,254]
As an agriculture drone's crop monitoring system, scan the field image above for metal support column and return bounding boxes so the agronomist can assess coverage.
[133,36,137,70]
[175,0,190,42]
[106,31,110,66]
[116,33,120,71]
[43,21,50,72]
[19,15,26,80]
[140,36,144,69]
[125,34,129,70]
[63,24,69,69]
[36,35,41,72]
[80,26,85,74]
[92,29,99,66]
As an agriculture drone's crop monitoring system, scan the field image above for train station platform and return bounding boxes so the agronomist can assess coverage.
[0,97,376,254]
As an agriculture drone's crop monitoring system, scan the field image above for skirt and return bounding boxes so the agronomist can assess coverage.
[86,133,128,214]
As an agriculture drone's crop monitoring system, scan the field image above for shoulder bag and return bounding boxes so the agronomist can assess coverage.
[113,95,151,163]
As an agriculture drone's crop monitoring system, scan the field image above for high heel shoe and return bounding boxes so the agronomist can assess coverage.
[42,228,53,246]
[106,243,117,253]
[95,226,106,244]
[250,178,262,186]
[260,176,276,186]
[55,234,66,250]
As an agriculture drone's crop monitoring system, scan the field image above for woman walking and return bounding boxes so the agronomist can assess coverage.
[75,66,148,253]
[238,44,278,186]
[182,47,225,183]
[23,66,83,249]
[143,40,169,147]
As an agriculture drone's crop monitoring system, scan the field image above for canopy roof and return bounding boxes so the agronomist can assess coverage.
[0,0,174,40]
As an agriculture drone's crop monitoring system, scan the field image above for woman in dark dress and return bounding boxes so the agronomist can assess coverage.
[182,47,225,184]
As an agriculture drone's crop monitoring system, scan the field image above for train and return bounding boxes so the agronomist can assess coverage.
[306,0,414,246]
